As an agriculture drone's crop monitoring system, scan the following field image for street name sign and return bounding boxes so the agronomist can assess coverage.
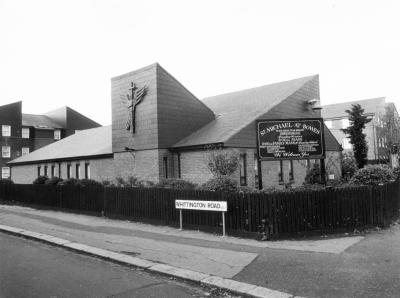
[175,200,228,236]
[175,200,227,212]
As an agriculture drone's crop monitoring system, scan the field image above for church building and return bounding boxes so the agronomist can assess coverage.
[7,63,342,188]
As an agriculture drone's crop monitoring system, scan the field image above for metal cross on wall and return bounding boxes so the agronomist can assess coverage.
[120,82,147,134]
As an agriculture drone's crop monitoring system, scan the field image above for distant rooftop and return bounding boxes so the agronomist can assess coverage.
[22,114,63,129]
[322,97,386,119]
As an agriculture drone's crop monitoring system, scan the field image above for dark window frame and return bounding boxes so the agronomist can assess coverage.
[289,160,294,181]
[67,164,71,178]
[278,160,284,182]
[163,157,168,179]
[177,154,181,179]
[76,164,80,179]
[240,153,247,186]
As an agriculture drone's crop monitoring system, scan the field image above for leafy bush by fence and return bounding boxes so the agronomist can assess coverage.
[1,181,399,237]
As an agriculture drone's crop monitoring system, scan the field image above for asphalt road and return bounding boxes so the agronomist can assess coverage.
[234,224,400,298]
[0,233,230,298]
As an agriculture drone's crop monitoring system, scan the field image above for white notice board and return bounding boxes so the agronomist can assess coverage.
[175,200,227,212]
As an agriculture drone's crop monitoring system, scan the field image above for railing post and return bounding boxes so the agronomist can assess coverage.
[165,189,170,225]
[383,183,389,228]
[102,187,107,218]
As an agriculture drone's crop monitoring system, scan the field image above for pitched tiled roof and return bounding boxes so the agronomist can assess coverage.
[22,114,63,129]
[8,126,112,165]
[322,97,385,119]
[172,75,318,148]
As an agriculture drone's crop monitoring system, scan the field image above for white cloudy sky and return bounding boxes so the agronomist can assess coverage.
[0,0,399,126]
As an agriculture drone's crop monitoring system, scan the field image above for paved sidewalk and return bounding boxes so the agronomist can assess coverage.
[2,205,398,298]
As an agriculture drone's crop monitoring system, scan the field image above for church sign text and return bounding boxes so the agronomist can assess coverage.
[256,119,325,160]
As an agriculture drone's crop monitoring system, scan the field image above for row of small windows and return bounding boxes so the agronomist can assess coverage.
[324,119,350,129]
[38,163,90,179]
[2,125,61,139]
[2,146,30,158]
[168,154,304,187]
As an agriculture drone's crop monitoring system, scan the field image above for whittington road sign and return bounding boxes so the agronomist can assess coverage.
[175,200,228,236]
[175,200,227,212]
[256,118,325,160]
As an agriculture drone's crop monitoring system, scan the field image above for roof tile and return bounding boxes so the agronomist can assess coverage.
[8,126,112,164]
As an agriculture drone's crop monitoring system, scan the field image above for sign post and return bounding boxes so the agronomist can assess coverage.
[175,200,228,236]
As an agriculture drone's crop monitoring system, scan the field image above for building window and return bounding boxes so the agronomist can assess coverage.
[37,166,41,177]
[177,154,181,179]
[54,130,61,140]
[85,163,90,179]
[289,160,294,181]
[76,164,80,179]
[254,154,259,187]
[44,166,48,177]
[342,118,350,129]
[163,157,168,179]
[2,167,10,178]
[22,128,30,138]
[278,160,283,182]
[67,164,71,178]
[2,125,11,137]
[343,138,352,149]
[240,153,247,186]
[2,146,10,158]
[51,165,55,177]
[22,147,29,156]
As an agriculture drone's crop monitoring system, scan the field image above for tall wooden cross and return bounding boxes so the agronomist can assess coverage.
[120,82,147,134]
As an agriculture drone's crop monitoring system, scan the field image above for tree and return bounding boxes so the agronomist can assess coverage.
[341,104,372,169]
[372,103,400,165]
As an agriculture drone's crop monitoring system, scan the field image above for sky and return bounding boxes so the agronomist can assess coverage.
[0,0,399,126]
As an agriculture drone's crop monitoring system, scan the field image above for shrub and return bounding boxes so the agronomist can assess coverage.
[33,176,49,185]
[304,163,322,185]
[60,178,79,186]
[392,167,400,180]
[198,175,240,192]
[101,179,116,187]
[153,178,197,189]
[45,176,63,185]
[115,176,125,187]
[325,178,349,188]
[238,185,254,193]
[76,178,102,187]
[206,148,240,176]
[125,175,146,187]
[114,175,149,188]
[0,178,14,185]
[341,152,358,177]
[350,165,395,186]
